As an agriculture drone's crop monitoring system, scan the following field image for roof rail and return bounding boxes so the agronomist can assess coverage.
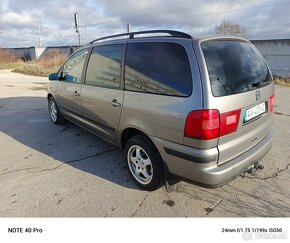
[87,30,192,45]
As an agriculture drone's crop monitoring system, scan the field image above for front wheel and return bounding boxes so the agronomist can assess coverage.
[125,135,164,191]
[48,97,64,124]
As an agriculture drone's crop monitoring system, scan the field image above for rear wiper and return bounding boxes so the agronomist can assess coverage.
[216,77,231,95]
[251,82,262,87]
[251,81,271,88]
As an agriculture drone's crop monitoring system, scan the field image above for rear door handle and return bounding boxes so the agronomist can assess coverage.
[74,90,80,97]
[111,99,121,107]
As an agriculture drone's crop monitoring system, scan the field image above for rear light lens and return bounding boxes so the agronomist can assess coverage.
[270,95,275,112]
[185,110,219,140]
[220,109,241,136]
[185,109,241,140]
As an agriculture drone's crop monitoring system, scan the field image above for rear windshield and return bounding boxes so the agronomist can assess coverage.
[201,40,272,97]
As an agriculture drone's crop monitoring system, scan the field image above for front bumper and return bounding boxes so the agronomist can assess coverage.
[151,131,273,187]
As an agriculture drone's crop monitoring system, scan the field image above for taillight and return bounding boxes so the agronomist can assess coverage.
[270,95,275,112]
[220,109,241,136]
[185,110,219,140]
[185,109,241,140]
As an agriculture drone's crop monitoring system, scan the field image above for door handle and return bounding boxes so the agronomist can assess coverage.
[74,90,80,97]
[111,99,121,107]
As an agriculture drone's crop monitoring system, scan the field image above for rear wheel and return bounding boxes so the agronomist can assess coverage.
[125,135,164,191]
[48,97,65,124]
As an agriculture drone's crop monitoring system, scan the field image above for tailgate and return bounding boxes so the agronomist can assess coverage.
[200,38,275,164]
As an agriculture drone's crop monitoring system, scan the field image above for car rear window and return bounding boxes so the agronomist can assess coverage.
[125,42,192,97]
[201,40,272,97]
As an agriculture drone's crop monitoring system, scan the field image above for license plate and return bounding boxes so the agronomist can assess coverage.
[244,103,266,122]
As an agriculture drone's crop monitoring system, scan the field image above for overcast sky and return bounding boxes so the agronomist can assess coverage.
[0,0,290,47]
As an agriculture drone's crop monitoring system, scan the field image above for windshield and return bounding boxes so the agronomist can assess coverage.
[201,40,272,97]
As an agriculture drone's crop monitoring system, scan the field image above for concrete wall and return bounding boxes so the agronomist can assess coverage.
[38,46,80,59]
[2,46,79,61]
[8,47,45,61]
[251,39,290,78]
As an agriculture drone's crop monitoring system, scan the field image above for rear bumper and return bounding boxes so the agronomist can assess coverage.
[152,131,273,187]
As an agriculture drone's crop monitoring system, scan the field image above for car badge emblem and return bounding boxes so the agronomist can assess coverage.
[255,90,261,101]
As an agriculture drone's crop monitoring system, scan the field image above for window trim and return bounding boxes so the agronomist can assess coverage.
[83,44,125,90]
[124,41,193,97]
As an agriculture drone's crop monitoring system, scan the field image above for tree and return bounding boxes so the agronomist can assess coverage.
[214,20,247,38]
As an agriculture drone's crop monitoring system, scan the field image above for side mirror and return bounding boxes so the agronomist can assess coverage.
[48,73,59,81]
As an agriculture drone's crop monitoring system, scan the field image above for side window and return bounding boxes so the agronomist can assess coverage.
[62,49,88,83]
[125,42,192,96]
[85,45,124,88]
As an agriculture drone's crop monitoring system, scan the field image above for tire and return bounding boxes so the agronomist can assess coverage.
[48,96,65,124]
[125,135,164,191]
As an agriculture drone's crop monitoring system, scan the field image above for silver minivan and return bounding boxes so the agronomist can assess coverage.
[48,30,275,191]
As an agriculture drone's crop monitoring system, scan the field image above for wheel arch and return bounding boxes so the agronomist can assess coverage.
[120,127,179,186]
[47,93,53,100]
[120,127,154,150]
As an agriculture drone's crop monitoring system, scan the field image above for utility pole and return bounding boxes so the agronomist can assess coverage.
[85,19,88,43]
[127,22,131,33]
[37,13,42,47]
[74,13,81,46]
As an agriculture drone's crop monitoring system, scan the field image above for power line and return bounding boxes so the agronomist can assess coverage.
[5,0,290,47]
[59,0,243,30]
[87,0,288,28]
[127,1,290,27]
[61,0,215,28]
[58,0,289,32]
[86,0,246,28]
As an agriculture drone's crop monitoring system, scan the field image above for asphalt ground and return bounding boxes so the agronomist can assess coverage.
[0,70,289,217]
